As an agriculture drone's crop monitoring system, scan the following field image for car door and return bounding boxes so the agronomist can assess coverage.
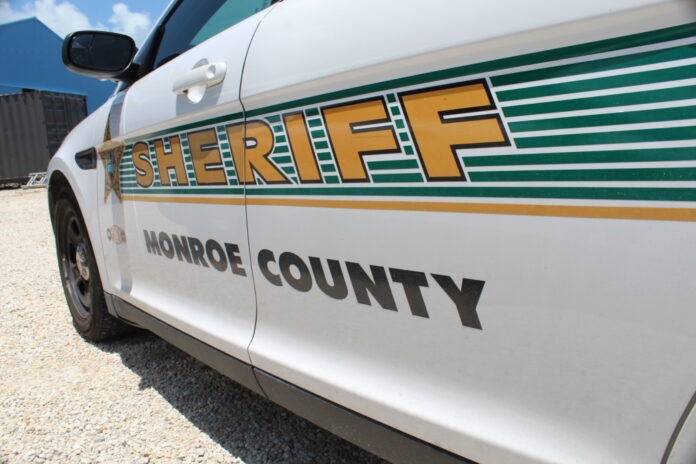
[241,1,696,463]
[98,0,275,362]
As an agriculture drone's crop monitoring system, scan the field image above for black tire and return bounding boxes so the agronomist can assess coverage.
[54,195,129,341]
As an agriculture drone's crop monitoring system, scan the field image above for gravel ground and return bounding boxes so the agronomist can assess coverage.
[0,187,385,464]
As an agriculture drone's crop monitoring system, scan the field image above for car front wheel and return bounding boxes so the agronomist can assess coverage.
[54,196,128,341]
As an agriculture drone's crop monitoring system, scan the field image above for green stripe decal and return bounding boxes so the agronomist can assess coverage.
[507,106,696,132]
[491,44,696,87]
[468,167,696,182]
[241,186,696,202]
[272,155,293,164]
[497,64,696,102]
[502,85,696,117]
[463,147,696,167]
[321,164,337,173]
[370,173,424,183]
[367,159,421,170]
[515,126,696,148]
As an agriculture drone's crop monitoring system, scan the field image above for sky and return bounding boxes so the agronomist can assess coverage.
[0,0,172,44]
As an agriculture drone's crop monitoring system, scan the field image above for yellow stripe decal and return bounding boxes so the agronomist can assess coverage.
[124,195,696,222]
[125,195,245,206]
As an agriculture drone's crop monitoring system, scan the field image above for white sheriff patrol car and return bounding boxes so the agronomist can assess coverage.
[48,1,696,462]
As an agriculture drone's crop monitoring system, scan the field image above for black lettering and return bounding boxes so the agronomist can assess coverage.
[144,230,161,255]
[187,237,209,267]
[206,239,227,272]
[432,274,484,330]
[225,243,246,276]
[173,234,192,263]
[258,249,281,286]
[159,232,174,259]
[346,262,396,311]
[279,252,312,292]
[390,268,429,318]
[309,257,348,300]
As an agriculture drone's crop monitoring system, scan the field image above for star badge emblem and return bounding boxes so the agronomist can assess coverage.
[96,122,126,202]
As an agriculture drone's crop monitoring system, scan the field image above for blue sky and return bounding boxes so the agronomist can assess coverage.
[0,0,172,44]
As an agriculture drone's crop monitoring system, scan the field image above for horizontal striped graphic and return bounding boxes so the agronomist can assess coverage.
[507,106,696,132]
[463,147,696,167]
[497,64,696,102]
[502,85,696,117]
[468,167,696,182]
[514,127,695,148]
[491,43,696,87]
[118,22,696,221]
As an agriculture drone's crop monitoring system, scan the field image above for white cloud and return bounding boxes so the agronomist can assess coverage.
[0,1,151,45]
[108,3,150,45]
[0,0,103,38]
[0,0,28,24]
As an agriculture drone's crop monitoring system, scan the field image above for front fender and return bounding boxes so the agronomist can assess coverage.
[48,98,115,294]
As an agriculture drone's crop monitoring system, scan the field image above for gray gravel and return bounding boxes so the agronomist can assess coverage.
[0,187,386,464]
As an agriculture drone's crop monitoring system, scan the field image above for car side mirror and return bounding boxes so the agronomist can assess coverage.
[62,31,136,80]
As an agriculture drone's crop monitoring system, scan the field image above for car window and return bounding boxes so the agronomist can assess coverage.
[153,0,273,69]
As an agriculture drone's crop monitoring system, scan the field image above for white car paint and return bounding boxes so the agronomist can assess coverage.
[48,1,696,463]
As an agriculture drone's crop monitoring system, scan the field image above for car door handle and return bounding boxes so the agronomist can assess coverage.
[172,62,227,95]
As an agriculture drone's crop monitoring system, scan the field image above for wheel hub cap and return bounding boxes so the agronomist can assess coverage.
[75,243,90,281]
